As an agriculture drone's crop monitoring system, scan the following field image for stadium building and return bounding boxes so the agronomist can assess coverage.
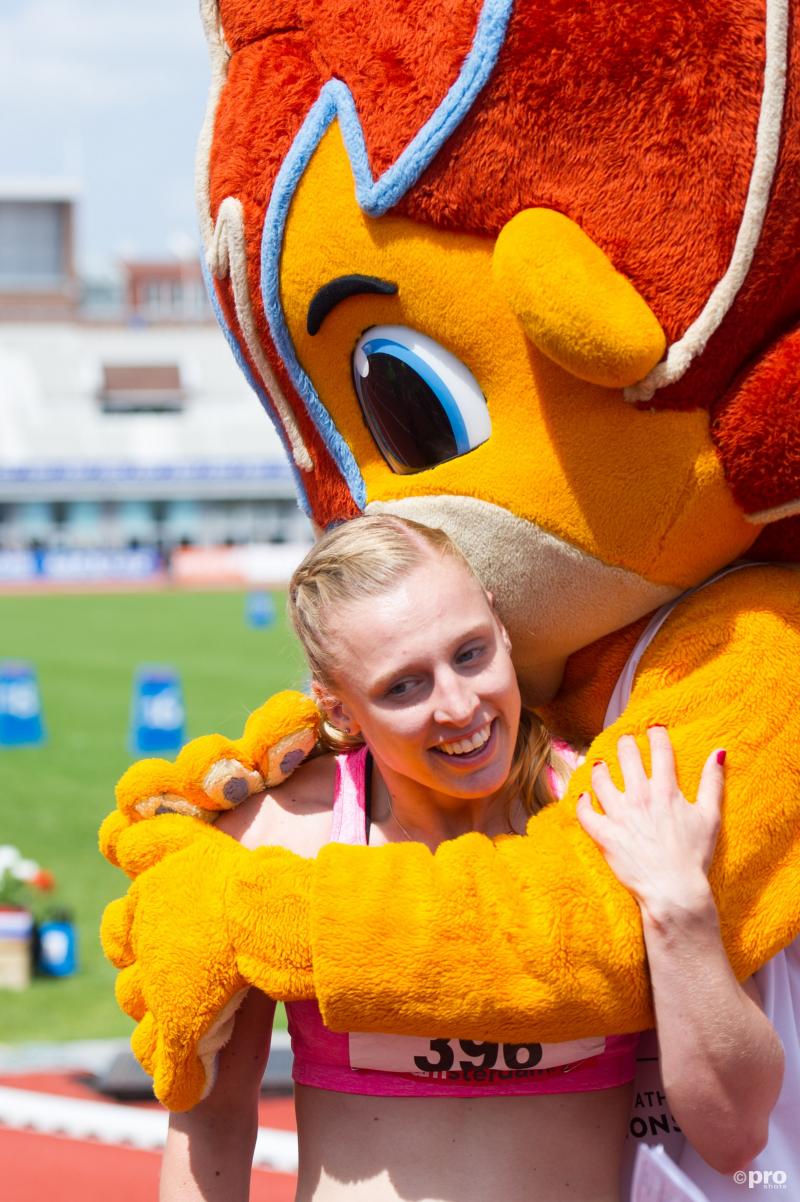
[0,184,312,581]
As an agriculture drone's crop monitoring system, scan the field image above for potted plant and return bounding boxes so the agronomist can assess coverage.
[0,845,55,990]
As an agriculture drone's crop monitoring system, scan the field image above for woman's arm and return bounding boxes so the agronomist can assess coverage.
[644,905,782,1173]
[160,987,276,1202]
[577,729,784,1175]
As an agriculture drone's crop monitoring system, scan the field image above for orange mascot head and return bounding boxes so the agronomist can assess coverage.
[197,0,800,703]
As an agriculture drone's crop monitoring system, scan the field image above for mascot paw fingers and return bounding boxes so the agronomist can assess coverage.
[154,1048,211,1114]
[127,1009,210,1111]
[241,691,320,787]
[111,812,220,878]
[174,734,264,811]
[115,757,214,823]
[98,809,131,869]
[128,988,244,1111]
[115,963,146,1021]
[130,1010,159,1077]
[104,834,253,1104]
[101,895,135,967]
[261,727,318,788]
[199,755,264,809]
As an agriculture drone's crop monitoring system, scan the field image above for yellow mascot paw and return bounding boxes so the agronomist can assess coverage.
[101,828,248,1108]
[112,690,320,829]
[175,689,320,806]
[100,826,315,1110]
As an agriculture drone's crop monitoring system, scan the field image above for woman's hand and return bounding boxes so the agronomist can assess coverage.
[576,728,725,923]
[578,729,784,1174]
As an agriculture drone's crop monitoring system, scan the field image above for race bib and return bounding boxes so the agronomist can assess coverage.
[348,1032,606,1077]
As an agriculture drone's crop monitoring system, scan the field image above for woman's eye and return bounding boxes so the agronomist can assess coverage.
[457,645,486,666]
[386,679,415,698]
[352,326,491,474]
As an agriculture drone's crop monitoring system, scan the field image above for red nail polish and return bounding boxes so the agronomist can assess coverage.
[648,723,666,730]
[592,760,604,767]
[716,750,727,765]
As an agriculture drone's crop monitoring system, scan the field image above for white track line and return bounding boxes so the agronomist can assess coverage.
[0,1030,291,1074]
[0,1039,131,1075]
[0,1086,298,1174]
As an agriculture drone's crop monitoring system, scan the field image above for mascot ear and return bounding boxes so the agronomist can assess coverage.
[711,323,800,527]
[491,208,666,390]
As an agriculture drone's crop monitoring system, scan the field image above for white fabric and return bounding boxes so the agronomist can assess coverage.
[602,562,763,731]
[608,565,800,1200]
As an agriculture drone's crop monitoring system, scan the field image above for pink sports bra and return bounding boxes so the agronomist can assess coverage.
[285,746,639,1098]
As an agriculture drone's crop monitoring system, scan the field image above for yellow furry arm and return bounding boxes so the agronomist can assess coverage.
[311,567,800,1039]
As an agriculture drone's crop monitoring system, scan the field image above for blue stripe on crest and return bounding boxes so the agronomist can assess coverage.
[260,0,513,510]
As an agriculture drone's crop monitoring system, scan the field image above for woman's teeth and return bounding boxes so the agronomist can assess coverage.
[439,723,492,756]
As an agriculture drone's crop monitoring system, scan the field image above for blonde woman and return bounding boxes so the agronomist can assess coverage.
[161,516,782,1202]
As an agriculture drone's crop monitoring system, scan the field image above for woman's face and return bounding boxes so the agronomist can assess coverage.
[323,553,521,804]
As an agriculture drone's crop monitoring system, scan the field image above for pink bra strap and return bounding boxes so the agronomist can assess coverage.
[329,746,369,846]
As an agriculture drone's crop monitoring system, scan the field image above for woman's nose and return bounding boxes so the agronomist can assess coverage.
[432,673,480,727]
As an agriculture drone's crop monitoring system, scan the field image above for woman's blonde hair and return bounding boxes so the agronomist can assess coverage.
[288,515,560,818]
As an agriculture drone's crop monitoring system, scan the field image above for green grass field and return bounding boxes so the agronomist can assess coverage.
[0,589,305,1043]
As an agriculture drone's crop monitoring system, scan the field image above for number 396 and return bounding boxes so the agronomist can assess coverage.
[413,1039,543,1073]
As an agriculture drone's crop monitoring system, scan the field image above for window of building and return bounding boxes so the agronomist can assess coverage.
[0,201,65,286]
[117,500,157,540]
[99,364,185,413]
[163,499,202,544]
[64,501,101,528]
[190,282,209,316]
[143,280,160,310]
[16,501,54,537]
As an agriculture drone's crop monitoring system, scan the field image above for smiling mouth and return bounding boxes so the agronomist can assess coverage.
[434,721,494,759]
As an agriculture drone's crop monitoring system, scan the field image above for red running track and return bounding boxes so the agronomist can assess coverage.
[0,1072,298,1202]
[0,1128,297,1202]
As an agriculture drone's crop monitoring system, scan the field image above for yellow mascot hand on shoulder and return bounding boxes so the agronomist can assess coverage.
[101,812,314,1111]
[100,0,800,1109]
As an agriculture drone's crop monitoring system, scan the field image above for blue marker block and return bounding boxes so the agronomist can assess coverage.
[246,591,276,630]
[37,919,78,977]
[0,660,46,748]
[130,665,186,755]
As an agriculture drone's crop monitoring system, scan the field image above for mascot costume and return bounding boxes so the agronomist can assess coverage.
[101,0,800,1186]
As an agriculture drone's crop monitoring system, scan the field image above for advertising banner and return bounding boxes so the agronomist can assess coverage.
[0,549,162,586]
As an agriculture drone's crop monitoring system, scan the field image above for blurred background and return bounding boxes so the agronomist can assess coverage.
[0,10,311,1183]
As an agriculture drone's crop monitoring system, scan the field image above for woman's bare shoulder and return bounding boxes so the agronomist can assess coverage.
[216,752,337,857]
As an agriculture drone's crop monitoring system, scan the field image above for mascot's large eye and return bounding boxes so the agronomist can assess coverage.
[352,326,490,474]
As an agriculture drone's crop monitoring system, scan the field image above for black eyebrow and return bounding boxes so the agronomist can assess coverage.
[306,274,398,336]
